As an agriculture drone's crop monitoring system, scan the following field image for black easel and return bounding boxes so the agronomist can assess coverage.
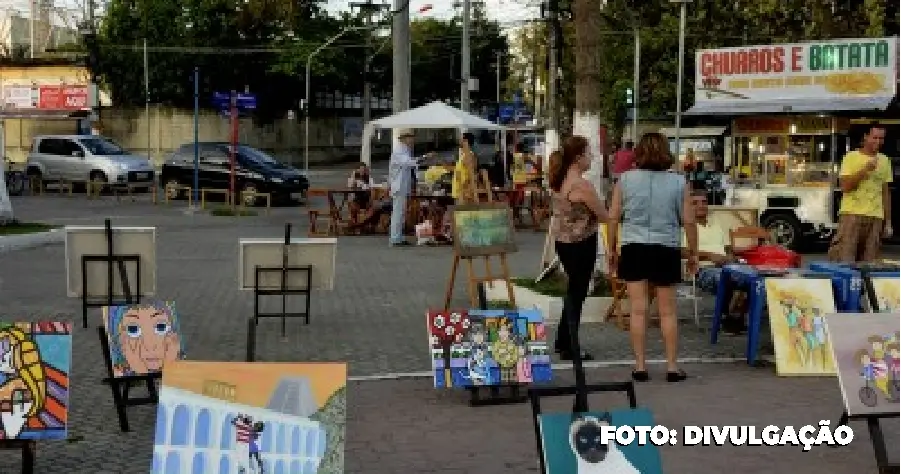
[833,411,899,473]
[80,219,142,328]
[0,440,36,474]
[528,383,637,474]
[463,285,529,406]
[97,325,161,432]
[247,223,313,362]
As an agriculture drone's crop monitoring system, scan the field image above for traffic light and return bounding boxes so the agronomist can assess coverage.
[625,88,633,106]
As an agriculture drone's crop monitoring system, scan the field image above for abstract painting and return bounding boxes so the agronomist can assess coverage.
[0,322,71,440]
[825,313,899,416]
[103,302,186,377]
[152,361,346,474]
[765,278,838,376]
[869,277,900,313]
[538,409,663,474]
[426,309,552,388]
[450,203,517,257]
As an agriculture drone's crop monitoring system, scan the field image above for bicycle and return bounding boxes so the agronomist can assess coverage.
[859,377,879,407]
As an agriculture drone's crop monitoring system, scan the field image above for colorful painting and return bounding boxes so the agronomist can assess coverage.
[538,409,663,474]
[450,203,517,257]
[869,277,900,313]
[103,302,186,378]
[764,278,838,376]
[825,313,900,416]
[0,322,71,440]
[152,361,346,474]
[426,309,552,388]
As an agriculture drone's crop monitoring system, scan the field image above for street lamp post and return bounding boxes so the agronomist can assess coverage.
[671,0,691,168]
[304,25,374,174]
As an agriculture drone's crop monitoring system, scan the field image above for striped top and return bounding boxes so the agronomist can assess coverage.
[234,419,253,444]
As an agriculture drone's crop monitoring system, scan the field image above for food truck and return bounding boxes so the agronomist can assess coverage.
[685,36,899,250]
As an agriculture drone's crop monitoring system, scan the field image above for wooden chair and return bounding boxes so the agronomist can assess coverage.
[729,226,772,253]
[307,189,333,236]
[600,224,661,331]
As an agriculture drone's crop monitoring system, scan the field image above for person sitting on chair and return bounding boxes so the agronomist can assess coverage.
[348,162,374,220]
[681,190,744,332]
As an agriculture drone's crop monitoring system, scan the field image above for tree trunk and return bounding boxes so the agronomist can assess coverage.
[572,0,605,200]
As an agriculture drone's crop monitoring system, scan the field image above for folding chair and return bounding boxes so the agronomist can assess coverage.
[599,224,662,330]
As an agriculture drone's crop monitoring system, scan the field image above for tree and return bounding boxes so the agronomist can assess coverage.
[571,0,604,196]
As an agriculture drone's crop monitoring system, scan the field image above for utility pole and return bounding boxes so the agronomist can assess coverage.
[392,0,411,141]
[632,27,639,141]
[671,0,691,167]
[84,0,99,131]
[460,0,472,112]
[545,0,560,156]
[494,51,503,124]
[351,0,388,127]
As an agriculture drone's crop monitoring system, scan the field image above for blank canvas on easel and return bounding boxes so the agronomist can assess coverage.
[64,226,157,298]
[238,238,337,291]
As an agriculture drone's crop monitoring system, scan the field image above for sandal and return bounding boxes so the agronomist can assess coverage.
[666,369,688,383]
[631,370,650,382]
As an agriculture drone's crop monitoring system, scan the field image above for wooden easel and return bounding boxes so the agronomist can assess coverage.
[443,176,517,310]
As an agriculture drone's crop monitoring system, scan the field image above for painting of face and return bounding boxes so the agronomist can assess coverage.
[103,302,185,377]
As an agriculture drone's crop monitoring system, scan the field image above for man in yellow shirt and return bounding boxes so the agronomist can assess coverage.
[682,190,734,292]
[829,124,894,263]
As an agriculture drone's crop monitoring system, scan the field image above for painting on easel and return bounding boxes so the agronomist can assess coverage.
[102,302,186,377]
[426,309,552,388]
[450,203,517,257]
[0,322,71,440]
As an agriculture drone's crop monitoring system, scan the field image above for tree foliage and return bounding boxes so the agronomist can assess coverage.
[96,0,508,118]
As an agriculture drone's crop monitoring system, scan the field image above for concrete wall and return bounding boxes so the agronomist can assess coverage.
[1,106,390,166]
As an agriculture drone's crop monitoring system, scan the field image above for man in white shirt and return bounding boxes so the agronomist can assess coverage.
[682,190,734,292]
[388,129,419,246]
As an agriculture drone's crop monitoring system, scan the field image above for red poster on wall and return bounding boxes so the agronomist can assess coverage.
[38,86,88,110]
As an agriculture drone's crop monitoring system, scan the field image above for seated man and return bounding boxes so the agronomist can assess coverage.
[348,162,374,218]
[682,190,745,332]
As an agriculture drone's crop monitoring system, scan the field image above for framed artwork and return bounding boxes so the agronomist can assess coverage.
[450,203,517,257]
[102,302,186,377]
[426,309,552,388]
[152,361,346,474]
[238,238,338,291]
[825,313,899,416]
[764,278,838,376]
[0,322,71,440]
[866,277,900,313]
[538,409,663,474]
[64,226,157,298]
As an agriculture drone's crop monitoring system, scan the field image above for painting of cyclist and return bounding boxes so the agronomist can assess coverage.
[887,344,900,382]
[782,300,807,364]
[858,349,876,386]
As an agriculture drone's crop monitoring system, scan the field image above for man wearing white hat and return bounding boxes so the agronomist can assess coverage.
[388,128,419,246]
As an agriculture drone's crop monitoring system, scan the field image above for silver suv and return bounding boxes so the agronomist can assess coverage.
[26,135,155,188]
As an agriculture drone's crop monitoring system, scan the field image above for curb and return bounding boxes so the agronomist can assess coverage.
[0,228,64,254]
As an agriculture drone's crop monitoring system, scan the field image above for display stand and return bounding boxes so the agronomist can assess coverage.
[833,411,899,473]
[444,253,515,310]
[80,219,142,328]
[97,326,160,432]
[246,223,313,361]
[0,440,36,474]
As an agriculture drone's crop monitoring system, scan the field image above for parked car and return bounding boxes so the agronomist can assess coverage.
[160,143,309,206]
[25,135,155,189]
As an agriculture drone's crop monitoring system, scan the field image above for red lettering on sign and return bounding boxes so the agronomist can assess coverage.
[791,46,803,71]
[699,46,789,76]
[38,86,88,110]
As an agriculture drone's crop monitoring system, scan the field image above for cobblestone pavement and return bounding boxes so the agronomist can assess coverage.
[0,195,895,472]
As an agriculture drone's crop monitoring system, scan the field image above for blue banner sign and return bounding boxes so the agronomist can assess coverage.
[212,92,257,110]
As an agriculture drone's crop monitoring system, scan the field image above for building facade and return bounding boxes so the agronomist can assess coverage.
[152,387,327,474]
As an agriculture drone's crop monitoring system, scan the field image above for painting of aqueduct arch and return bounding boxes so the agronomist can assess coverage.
[151,361,347,474]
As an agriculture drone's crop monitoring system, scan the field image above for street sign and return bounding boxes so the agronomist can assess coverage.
[499,104,515,120]
[212,92,257,110]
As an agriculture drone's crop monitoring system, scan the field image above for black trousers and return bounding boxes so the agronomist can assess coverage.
[554,232,598,353]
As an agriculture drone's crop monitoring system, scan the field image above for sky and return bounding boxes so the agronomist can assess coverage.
[5,0,539,30]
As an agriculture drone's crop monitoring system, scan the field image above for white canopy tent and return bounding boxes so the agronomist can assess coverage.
[360,101,506,167]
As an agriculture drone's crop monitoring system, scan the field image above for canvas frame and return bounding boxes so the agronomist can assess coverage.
[864,276,900,313]
[64,226,157,298]
[764,276,838,377]
[527,384,637,474]
[450,203,517,258]
[238,238,337,291]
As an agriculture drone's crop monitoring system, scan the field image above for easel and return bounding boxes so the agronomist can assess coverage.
[0,440,36,474]
[832,411,899,473]
[528,309,637,474]
[98,326,160,432]
[246,223,313,362]
[80,219,142,328]
[442,189,517,310]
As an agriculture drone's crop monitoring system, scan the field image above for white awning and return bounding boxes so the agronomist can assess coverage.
[657,126,726,138]
[684,96,894,115]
